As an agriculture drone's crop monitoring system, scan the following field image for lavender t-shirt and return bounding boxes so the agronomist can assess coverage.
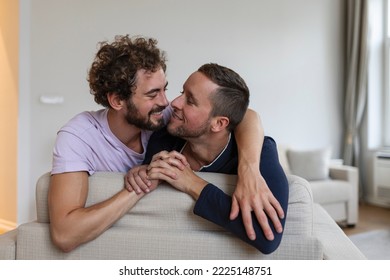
[51,107,171,175]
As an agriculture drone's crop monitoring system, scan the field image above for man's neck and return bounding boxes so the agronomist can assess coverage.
[182,132,231,171]
[107,109,143,153]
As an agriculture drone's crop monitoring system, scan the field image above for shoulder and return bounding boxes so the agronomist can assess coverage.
[59,109,107,135]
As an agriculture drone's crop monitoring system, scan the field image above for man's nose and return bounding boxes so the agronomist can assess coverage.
[171,94,183,109]
[158,92,169,106]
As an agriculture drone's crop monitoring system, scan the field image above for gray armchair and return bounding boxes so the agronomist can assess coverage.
[278,146,359,226]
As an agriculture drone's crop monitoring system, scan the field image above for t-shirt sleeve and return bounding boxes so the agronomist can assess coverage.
[51,131,95,175]
[193,184,283,254]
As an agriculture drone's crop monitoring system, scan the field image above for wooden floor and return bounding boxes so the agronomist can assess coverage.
[341,202,390,236]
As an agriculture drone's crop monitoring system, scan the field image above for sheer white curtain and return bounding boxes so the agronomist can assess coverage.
[343,0,369,168]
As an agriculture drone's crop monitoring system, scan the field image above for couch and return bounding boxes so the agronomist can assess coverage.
[0,171,365,260]
[277,146,359,226]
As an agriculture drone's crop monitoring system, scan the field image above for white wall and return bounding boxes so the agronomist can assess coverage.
[18,0,345,223]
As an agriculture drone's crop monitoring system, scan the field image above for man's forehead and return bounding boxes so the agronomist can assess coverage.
[184,71,218,93]
[137,67,165,78]
[135,68,167,87]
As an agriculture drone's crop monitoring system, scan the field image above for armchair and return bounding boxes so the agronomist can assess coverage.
[278,146,359,226]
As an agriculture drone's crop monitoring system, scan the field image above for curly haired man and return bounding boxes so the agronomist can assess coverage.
[48,35,283,252]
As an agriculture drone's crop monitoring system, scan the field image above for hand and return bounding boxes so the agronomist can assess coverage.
[231,164,285,241]
[150,150,189,170]
[124,165,158,194]
[147,155,207,200]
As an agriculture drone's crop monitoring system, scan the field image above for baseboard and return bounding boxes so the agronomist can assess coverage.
[365,196,390,208]
[0,219,17,233]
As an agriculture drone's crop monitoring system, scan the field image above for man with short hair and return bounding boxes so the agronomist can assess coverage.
[48,35,280,253]
[126,63,289,253]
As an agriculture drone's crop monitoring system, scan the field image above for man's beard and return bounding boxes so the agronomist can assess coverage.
[167,118,211,139]
[125,99,166,131]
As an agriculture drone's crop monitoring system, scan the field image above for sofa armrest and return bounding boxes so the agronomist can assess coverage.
[313,204,365,259]
[329,165,358,183]
[0,229,17,259]
[329,165,359,225]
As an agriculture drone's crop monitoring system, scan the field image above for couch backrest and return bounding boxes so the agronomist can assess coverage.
[35,171,314,236]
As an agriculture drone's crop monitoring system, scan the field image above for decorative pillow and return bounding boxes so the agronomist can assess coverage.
[277,145,291,174]
[286,147,331,181]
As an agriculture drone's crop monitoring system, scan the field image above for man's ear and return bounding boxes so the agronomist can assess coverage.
[211,116,230,132]
[107,92,125,111]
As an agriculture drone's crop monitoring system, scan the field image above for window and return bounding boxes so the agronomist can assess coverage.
[367,0,390,149]
[385,0,390,146]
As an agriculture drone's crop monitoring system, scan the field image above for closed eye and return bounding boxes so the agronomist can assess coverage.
[180,90,197,106]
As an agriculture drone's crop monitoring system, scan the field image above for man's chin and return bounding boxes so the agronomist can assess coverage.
[167,125,181,137]
[149,119,165,131]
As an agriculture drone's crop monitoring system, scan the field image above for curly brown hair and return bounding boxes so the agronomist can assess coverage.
[88,35,167,107]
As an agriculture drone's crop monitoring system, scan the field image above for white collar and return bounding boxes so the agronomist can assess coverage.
[180,133,231,171]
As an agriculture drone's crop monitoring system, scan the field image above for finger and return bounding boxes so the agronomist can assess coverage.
[253,209,274,241]
[262,203,283,234]
[148,161,178,179]
[152,151,188,170]
[124,175,134,192]
[149,165,178,181]
[128,172,143,194]
[138,168,152,187]
[241,207,257,241]
[229,196,240,220]
[151,151,169,162]
[272,199,285,219]
[133,172,151,193]
[148,158,172,169]
[164,157,187,170]
[168,151,189,168]
[147,169,174,183]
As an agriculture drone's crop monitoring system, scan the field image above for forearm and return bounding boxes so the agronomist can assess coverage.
[193,184,283,254]
[235,109,264,168]
[50,189,144,252]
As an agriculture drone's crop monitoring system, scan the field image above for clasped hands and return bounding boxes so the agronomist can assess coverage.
[125,150,284,241]
[125,150,206,199]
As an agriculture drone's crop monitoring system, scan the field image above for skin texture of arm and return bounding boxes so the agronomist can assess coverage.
[232,109,284,241]
[48,171,145,252]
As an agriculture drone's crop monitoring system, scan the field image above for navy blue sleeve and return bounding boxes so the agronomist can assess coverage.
[192,137,289,254]
[194,184,283,254]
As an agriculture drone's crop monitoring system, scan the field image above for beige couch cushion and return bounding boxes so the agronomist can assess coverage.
[20,172,319,260]
[36,172,313,236]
